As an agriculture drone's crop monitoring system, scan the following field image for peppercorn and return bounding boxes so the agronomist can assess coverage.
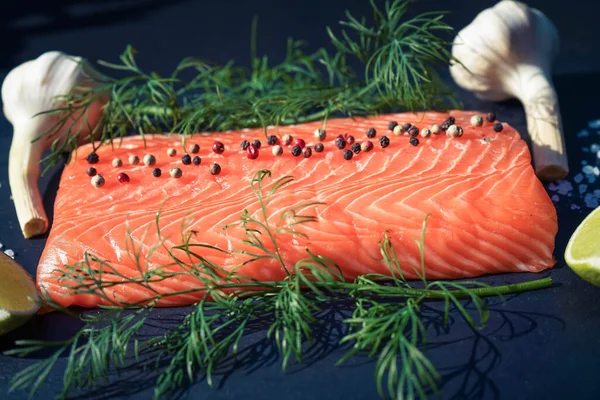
[446,125,461,138]
[117,172,130,183]
[430,124,442,135]
[366,127,376,138]
[441,117,455,130]
[470,115,483,127]
[252,139,261,149]
[314,128,326,141]
[167,148,177,157]
[267,135,278,145]
[343,149,353,160]
[402,123,412,132]
[170,168,182,179]
[388,121,398,131]
[302,147,312,158]
[420,128,431,138]
[314,143,324,153]
[408,127,419,137]
[291,145,302,156]
[192,156,201,165]
[351,143,361,154]
[143,154,156,166]
[189,143,200,154]
[335,137,346,149]
[409,136,419,146]
[247,145,259,159]
[128,155,140,165]
[361,141,373,152]
[346,135,355,145]
[379,136,390,148]
[281,134,293,146]
[86,152,99,164]
[181,154,192,165]
[213,141,225,154]
[272,145,283,156]
[493,122,503,132]
[210,163,221,175]
[486,112,496,122]
[393,125,403,136]
[91,174,105,187]
[86,167,97,177]
[152,168,162,177]
[241,140,250,150]
[112,158,122,168]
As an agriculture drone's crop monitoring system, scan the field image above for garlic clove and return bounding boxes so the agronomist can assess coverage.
[449,0,567,181]
[2,51,107,238]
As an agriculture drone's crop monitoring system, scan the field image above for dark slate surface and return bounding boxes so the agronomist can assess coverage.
[1,1,600,399]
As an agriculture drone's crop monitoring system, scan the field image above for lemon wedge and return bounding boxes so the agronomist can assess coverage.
[0,252,39,336]
[565,206,600,288]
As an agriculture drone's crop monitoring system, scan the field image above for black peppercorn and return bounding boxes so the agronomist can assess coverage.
[86,152,99,164]
[379,136,390,148]
[388,121,398,131]
[351,143,361,154]
[402,123,412,132]
[252,139,262,149]
[409,136,419,146]
[366,127,376,138]
[152,168,162,177]
[302,147,312,158]
[86,167,97,177]
[441,117,455,131]
[343,149,353,160]
[408,127,419,137]
[192,156,201,165]
[335,137,346,149]
[314,143,324,153]
[241,140,250,150]
[291,145,302,156]
[486,112,496,122]
[493,122,503,132]
[267,135,277,145]
[181,154,192,165]
[210,163,221,175]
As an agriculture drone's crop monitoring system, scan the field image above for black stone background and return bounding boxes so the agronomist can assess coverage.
[0,1,599,399]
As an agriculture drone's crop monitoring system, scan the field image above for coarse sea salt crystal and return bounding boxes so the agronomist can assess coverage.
[585,193,600,208]
[583,147,590,152]
[574,173,584,183]
[4,249,15,259]
[597,150,600,159]
[551,195,560,202]
[583,160,588,165]
[571,204,581,210]
[556,180,573,195]
[579,184,588,194]
[0,242,3,250]
[578,129,590,137]
[589,120,600,129]
[588,175,597,184]
[594,189,600,198]
[583,165,595,175]
[592,144,600,153]
[594,166,600,176]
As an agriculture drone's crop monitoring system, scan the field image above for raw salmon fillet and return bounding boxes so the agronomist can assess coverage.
[37,111,558,308]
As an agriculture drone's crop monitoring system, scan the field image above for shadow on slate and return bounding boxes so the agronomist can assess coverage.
[8,294,563,400]
[0,0,192,69]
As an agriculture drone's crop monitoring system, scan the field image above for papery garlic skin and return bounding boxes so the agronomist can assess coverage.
[450,0,567,181]
[2,51,106,238]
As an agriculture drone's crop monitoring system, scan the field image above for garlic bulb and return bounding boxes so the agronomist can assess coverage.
[449,0,567,181]
[2,51,106,238]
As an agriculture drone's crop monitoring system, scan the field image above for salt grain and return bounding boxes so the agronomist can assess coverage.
[594,166,600,176]
[594,189,600,198]
[556,180,573,195]
[574,173,584,183]
[583,147,590,152]
[4,249,15,259]
[589,120,600,129]
[571,204,581,210]
[588,175,597,184]
[0,242,3,250]
[551,195,560,202]
[585,193,599,208]
[582,160,588,165]
[592,144,600,153]
[578,129,590,137]
[583,165,594,175]
[579,184,588,194]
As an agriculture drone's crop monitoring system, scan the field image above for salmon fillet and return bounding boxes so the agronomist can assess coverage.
[37,111,558,308]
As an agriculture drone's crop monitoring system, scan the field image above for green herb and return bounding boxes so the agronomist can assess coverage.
[34,0,459,175]
[7,169,552,400]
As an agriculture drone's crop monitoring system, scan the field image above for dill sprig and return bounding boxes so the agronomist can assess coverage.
[34,0,460,174]
[7,169,552,400]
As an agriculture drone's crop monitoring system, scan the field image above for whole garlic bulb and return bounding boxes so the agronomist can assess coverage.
[2,51,107,238]
[450,0,567,181]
